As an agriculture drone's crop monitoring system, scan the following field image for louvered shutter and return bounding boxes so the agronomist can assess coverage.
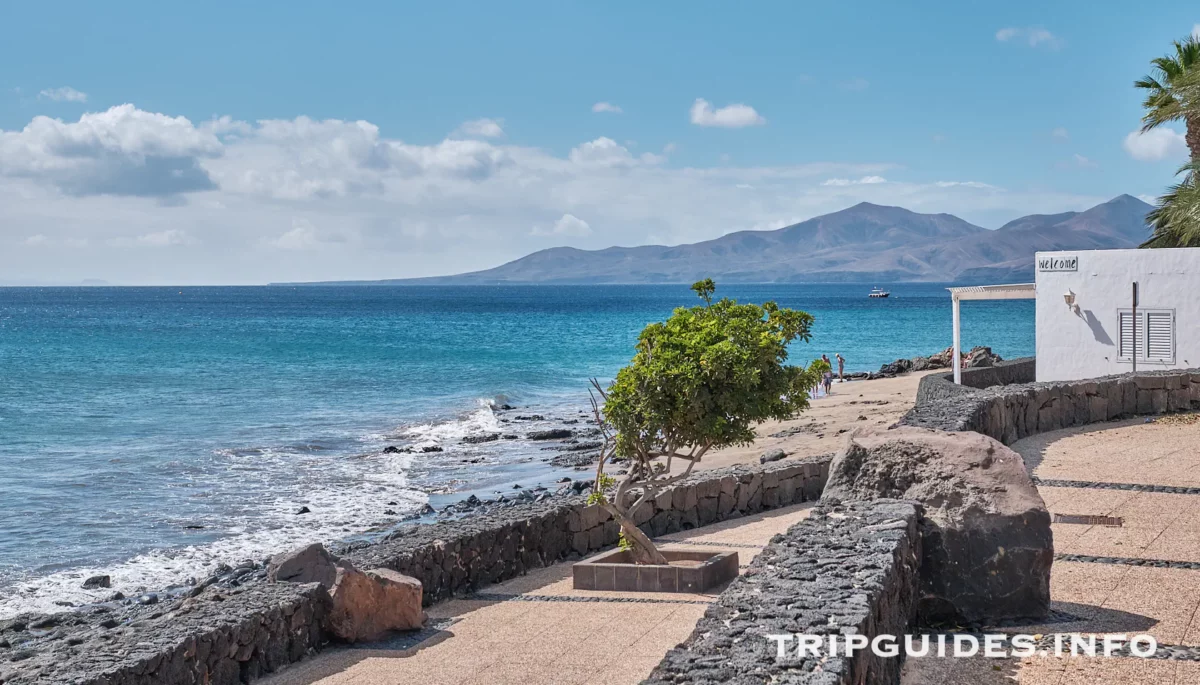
[1118,311,1137,360]
[1146,311,1174,361]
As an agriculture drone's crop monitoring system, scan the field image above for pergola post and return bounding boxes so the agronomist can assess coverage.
[952,294,961,385]
[944,283,1036,387]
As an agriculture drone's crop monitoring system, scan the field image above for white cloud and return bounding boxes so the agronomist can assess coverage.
[1052,127,1069,139]
[995,27,1063,49]
[109,229,196,247]
[567,136,663,167]
[689,98,765,128]
[1138,193,1157,204]
[22,234,88,248]
[1123,127,1188,161]
[821,175,887,186]
[0,104,221,197]
[591,102,623,114]
[38,87,87,103]
[532,213,592,237]
[455,118,504,138]
[0,103,1112,285]
[1060,153,1098,169]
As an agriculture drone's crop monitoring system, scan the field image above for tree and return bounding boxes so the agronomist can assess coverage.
[587,280,822,565]
[1142,162,1200,247]
[1135,36,1200,161]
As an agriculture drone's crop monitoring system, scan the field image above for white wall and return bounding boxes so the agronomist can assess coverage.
[1036,248,1200,382]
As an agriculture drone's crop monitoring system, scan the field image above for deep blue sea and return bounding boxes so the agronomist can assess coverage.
[0,284,1033,617]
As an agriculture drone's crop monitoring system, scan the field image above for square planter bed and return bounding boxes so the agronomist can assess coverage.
[572,548,738,593]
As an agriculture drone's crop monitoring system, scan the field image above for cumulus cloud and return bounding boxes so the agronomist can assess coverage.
[109,229,196,247]
[1123,127,1188,161]
[591,102,623,114]
[995,27,1063,48]
[532,213,592,237]
[821,175,887,186]
[454,118,504,138]
[23,234,88,248]
[0,104,221,197]
[0,103,1112,285]
[39,87,87,103]
[689,99,765,128]
[1052,127,1069,139]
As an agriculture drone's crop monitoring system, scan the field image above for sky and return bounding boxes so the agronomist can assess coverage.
[0,1,1198,285]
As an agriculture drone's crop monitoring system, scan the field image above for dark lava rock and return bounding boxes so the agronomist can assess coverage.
[419,446,443,453]
[267,542,349,588]
[527,429,573,441]
[28,616,59,630]
[502,434,519,440]
[496,404,514,410]
[295,506,311,515]
[136,593,159,606]
[824,425,1052,624]
[514,414,545,421]
[82,574,111,590]
[758,448,788,464]
[382,446,403,454]
[462,433,500,444]
[561,440,602,452]
[549,452,597,468]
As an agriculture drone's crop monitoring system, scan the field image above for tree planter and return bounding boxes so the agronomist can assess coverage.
[572,549,738,593]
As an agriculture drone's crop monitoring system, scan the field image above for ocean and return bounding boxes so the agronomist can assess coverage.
[0,284,1033,617]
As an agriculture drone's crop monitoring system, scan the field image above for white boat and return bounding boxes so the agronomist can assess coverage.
[868,287,890,298]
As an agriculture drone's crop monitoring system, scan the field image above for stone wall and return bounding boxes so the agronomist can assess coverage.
[341,456,830,605]
[1,583,329,685]
[905,368,1200,445]
[914,357,1036,405]
[1,456,830,685]
[644,499,923,685]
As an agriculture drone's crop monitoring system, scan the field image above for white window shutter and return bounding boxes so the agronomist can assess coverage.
[1118,311,1136,360]
[1146,311,1174,361]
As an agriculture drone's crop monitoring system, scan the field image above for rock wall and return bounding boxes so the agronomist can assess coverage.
[0,583,329,685]
[914,357,1036,405]
[905,368,1200,445]
[643,499,923,685]
[1,457,830,685]
[341,457,830,605]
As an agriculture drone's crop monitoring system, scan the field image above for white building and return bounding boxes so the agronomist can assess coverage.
[1035,248,1200,382]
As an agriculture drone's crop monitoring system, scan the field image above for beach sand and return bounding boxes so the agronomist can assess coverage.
[687,370,936,472]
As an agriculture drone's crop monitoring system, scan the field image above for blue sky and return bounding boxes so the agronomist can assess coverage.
[0,1,1197,284]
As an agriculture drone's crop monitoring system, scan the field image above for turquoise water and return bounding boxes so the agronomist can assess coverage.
[0,284,1032,616]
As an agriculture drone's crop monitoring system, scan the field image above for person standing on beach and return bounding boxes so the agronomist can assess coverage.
[820,354,833,395]
[836,353,845,382]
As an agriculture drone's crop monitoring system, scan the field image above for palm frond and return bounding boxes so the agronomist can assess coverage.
[1142,162,1200,248]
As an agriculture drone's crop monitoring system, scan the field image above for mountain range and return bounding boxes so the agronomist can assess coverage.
[300,194,1154,285]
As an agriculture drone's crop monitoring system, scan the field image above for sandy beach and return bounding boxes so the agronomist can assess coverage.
[692,370,936,471]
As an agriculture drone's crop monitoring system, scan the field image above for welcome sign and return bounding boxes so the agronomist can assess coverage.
[1037,255,1078,272]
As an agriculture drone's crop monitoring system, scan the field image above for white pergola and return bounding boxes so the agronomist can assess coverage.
[947,283,1036,384]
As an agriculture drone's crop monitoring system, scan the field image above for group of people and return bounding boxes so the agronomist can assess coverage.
[815,353,845,397]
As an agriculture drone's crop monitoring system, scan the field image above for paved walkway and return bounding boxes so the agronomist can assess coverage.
[903,414,1200,685]
[260,503,814,685]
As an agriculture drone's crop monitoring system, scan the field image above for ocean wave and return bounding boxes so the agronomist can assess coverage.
[396,398,505,445]
[0,448,426,619]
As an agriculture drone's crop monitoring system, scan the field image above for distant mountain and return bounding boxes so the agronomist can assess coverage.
[294,195,1153,285]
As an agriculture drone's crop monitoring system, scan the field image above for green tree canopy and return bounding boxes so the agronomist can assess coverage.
[589,281,821,563]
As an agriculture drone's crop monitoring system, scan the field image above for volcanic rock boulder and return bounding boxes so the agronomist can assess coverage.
[267,542,352,587]
[327,567,425,642]
[823,426,1052,624]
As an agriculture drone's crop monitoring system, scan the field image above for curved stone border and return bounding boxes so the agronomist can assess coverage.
[0,457,830,685]
[914,356,1035,405]
[904,367,1200,445]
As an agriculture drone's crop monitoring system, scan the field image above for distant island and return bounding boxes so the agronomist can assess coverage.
[276,195,1153,286]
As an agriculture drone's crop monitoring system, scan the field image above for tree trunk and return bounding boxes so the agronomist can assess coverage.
[1188,115,1200,163]
[602,503,668,565]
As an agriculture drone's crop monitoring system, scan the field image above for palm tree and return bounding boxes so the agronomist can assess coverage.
[1135,37,1200,160]
[1142,162,1200,247]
